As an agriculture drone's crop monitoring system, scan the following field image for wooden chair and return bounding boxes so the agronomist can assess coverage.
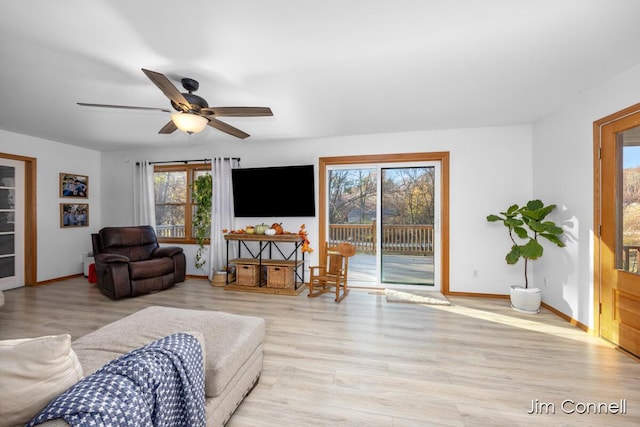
[308,242,356,302]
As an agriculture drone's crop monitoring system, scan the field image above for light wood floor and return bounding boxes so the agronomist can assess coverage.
[1,277,639,426]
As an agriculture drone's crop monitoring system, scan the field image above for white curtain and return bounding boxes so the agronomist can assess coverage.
[209,157,239,279]
[133,161,156,228]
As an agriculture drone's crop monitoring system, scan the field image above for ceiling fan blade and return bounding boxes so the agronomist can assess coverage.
[201,107,273,117]
[207,117,250,139]
[158,121,177,134]
[141,68,190,112]
[77,102,171,113]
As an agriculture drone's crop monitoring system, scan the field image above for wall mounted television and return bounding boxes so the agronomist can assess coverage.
[232,165,316,217]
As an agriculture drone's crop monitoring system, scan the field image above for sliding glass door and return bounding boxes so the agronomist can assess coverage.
[327,167,378,286]
[381,166,436,285]
[327,162,440,288]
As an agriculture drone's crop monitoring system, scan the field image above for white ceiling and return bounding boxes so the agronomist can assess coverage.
[2,0,640,152]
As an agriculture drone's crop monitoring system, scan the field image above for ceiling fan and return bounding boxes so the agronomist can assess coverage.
[77,68,273,139]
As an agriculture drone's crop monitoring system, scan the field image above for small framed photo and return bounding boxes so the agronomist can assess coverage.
[60,173,88,198]
[60,203,89,228]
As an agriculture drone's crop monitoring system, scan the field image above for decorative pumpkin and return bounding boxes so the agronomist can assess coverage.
[255,223,270,235]
[271,223,284,235]
[264,228,277,236]
[245,226,255,234]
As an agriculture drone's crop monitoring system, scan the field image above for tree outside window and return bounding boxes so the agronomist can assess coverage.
[154,163,211,243]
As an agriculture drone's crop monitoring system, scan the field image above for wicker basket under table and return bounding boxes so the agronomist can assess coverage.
[235,264,262,286]
[266,265,294,289]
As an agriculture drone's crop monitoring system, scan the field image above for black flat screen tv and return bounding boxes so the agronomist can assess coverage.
[232,165,316,217]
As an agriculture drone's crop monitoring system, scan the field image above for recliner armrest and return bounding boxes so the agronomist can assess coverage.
[95,253,130,263]
[152,246,184,258]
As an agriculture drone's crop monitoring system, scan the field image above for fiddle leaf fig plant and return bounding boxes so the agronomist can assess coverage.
[487,199,565,288]
[192,173,212,270]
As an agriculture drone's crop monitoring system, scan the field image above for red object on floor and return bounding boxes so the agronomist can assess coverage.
[88,263,97,283]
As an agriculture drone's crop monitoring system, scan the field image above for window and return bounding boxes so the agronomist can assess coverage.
[154,163,211,243]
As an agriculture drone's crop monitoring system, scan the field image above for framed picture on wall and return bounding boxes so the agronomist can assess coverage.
[60,173,88,198]
[60,203,89,228]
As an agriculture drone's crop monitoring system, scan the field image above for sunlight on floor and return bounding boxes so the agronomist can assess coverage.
[425,302,611,346]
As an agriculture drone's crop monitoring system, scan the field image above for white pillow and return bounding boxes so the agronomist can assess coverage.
[0,334,83,427]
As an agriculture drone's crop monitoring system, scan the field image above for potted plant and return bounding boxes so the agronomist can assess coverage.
[192,173,212,270]
[486,199,565,313]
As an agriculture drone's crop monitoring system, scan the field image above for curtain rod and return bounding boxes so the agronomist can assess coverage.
[136,157,240,165]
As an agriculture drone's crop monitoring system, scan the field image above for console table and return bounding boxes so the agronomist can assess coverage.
[224,233,306,295]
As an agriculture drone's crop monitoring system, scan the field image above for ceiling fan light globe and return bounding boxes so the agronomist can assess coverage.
[171,112,208,134]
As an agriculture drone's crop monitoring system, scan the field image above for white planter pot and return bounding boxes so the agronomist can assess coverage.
[509,285,542,313]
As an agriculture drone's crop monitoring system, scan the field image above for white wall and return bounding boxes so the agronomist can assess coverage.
[533,63,640,328]
[0,131,101,281]
[6,60,640,330]
[101,125,533,287]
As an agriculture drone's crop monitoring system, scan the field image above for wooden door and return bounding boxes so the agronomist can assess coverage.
[598,108,640,357]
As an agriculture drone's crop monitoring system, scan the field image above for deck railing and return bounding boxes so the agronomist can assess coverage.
[156,224,186,238]
[622,245,640,273]
[329,222,434,255]
[156,223,433,255]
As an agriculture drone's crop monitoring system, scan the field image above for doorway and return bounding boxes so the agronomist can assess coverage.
[0,158,24,290]
[319,152,449,293]
[0,153,36,286]
[595,104,640,357]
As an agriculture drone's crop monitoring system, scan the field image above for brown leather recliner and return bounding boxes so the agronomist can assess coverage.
[91,226,186,300]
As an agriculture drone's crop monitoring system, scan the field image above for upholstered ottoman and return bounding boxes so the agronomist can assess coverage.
[69,306,265,427]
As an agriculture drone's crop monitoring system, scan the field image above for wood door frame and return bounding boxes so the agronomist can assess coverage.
[319,152,450,294]
[0,152,37,285]
[593,103,640,336]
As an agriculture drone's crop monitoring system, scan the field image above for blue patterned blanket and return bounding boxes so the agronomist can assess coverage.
[28,333,205,427]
